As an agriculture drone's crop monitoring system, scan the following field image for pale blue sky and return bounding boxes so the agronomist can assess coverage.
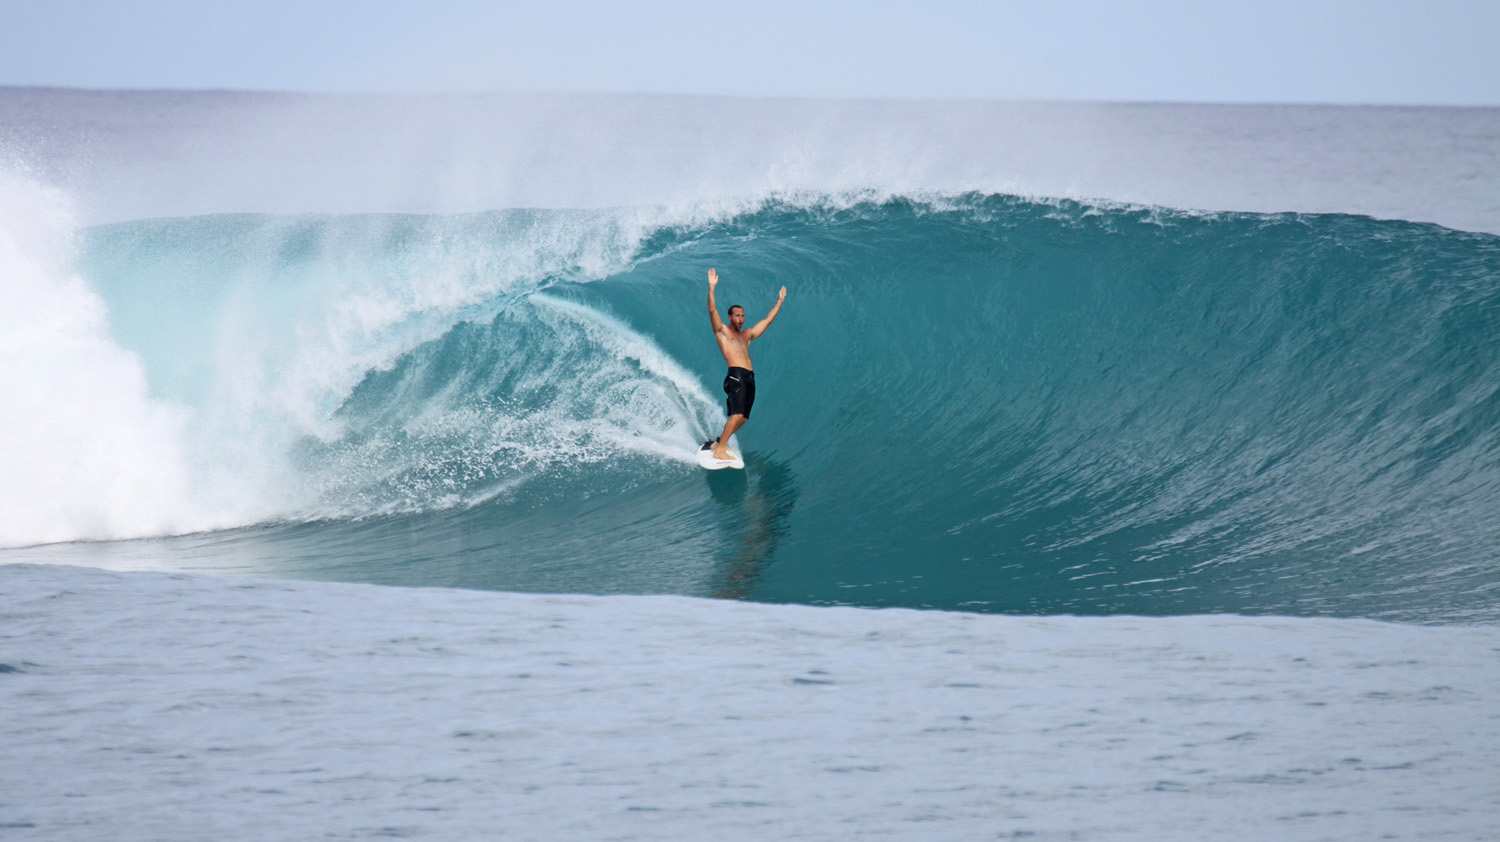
[1,0,1496,104]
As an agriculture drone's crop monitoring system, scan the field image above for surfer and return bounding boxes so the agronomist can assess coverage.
[707,268,786,462]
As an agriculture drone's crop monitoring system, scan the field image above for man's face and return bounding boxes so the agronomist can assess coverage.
[729,307,745,329]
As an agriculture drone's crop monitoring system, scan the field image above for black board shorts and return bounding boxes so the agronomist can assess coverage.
[724,367,756,419]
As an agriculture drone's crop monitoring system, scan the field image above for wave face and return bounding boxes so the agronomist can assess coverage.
[10,194,1500,622]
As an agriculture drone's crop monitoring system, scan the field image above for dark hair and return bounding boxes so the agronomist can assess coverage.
[729,304,745,315]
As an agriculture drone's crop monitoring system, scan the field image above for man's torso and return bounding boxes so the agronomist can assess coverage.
[716,326,753,370]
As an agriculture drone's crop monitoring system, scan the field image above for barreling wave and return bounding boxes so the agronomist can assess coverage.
[8,190,1500,622]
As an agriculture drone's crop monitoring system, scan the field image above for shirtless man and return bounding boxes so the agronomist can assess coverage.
[707,268,786,462]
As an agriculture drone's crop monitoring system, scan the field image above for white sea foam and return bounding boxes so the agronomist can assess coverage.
[0,169,202,545]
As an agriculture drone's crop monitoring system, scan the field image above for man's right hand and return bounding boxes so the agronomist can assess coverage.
[708,268,718,287]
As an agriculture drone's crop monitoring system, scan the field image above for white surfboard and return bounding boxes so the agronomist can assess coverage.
[697,439,744,470]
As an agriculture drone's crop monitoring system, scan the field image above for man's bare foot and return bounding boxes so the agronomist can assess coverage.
[711,438,735,461]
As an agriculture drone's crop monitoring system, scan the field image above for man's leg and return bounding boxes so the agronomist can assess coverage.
[714,414,747,460]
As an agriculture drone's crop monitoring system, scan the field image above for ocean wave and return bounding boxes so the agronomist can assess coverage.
[5,185,1497,620]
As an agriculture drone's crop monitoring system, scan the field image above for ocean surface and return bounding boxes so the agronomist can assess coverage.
[2,89,1499,839]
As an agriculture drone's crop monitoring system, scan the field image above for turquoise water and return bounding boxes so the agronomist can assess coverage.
[37,195,1498,623]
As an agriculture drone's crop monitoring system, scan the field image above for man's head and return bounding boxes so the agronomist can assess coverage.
[728,304,745,330]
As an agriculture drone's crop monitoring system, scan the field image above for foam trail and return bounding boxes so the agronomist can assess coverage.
[297,291,725,518]
[0,168,197,545]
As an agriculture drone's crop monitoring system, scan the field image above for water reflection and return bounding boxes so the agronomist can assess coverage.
[708,456,800,600]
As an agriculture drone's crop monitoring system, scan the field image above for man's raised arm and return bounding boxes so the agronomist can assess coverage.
[707,268,724,331]
[745,286,787,340]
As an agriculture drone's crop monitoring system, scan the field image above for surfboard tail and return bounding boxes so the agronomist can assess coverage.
[696,438,743,470]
